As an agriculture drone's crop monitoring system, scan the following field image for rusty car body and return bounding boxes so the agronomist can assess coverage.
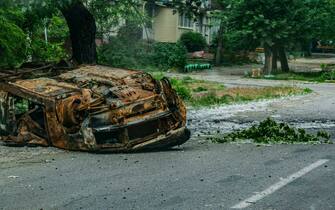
[0,65,190,152]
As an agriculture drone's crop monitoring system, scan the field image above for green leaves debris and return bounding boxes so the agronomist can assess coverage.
[215,118,332,144]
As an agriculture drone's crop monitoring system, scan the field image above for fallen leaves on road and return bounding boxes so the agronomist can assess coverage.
[214,118,332,144]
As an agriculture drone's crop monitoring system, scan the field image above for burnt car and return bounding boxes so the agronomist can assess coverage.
[0,65,190,152]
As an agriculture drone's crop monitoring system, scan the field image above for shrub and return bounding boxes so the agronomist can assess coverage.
[193,86,208,92]
[98,37,137,68]
[28,16,69,63]
[98,36,153,68]
[170,78,192,100]
[117,22,142,44]
[0,9,27,68]
[99,35,187,70]
[30,39,67,63]
[321,70,335,81]
[179,32,207,52]
[151,42,187,70]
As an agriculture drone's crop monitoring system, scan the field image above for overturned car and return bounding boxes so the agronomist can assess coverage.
[0,65,190,152]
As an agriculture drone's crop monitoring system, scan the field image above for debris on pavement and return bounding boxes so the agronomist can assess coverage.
[215,118,332,144]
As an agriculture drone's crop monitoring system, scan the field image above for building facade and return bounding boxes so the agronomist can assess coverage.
[143,1,219,44]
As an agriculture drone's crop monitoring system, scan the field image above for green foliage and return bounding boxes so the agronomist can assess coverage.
[321,70,335,81]
[47,15,69,42]
[86,0,150,39]
[305,0,335,41]
[231,0,308,48]
[151,72,166,80]
[98,36,152,68]
[303,88,313,94]
[170,0,207,18]
[99,37,187,70]
[191,93,234,107]
[179,31,207,52]
[216,118,332,144]
[29,15,69,62]
[30,39,67,62]
[257,71,335,83]
[0,8,27,68]
[117,22,143,44]
[228,0,335,54]
[0,3,68,68]
[14,98,29,115]
[150,74,192,99]
[149,73,309,107]
[169,78,192,100]
[151,42,187,70]
[193,86,208,92]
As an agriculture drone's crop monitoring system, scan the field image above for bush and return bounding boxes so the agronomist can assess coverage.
[321,70,335,81]
[179,32,207,52]
[98,37,137,68]
[30,39,67,63]
[29,16,69,63]
[151,42,187,70]
[99,38,187,70]
[98,37,154,69]
[0,9,27,68]
[170,78,192,100]
[0,11,69,68]
[117,22,142,44]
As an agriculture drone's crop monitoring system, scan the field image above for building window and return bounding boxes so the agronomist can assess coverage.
[179,14,193,28]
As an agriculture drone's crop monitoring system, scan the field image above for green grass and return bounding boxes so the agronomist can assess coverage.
[150,72,312,108]
[193,86,208,92]
[252,71,335,83]
[212,118,332,144]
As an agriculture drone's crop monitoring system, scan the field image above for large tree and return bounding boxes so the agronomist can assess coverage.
[60,1,97,64]
[14,0,146,65]
[230,0,335,74]
[231,0,308,74]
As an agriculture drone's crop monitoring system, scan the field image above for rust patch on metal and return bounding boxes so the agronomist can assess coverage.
[0,65,190,152]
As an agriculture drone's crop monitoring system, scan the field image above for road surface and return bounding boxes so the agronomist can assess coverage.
[1,75,335,210]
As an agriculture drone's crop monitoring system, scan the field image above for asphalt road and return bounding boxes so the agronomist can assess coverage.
[1,76,335,210]
[0,142,334,210]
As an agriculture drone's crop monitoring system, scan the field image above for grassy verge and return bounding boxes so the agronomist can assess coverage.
[212,118,332,145]
[250,71,335,83]
[151,72,312,107]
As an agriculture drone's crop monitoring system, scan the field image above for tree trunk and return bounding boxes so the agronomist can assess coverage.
[264,44,272,75]
[271,45,278,72]
[61,2,97,64]
[278,45,289,72]
[215,21,225,66]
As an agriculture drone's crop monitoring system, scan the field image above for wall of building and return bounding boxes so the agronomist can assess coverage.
[152,7,178,42]
[146,5,219,44]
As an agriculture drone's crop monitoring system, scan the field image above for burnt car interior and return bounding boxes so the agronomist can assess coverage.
[1,94,49,146]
